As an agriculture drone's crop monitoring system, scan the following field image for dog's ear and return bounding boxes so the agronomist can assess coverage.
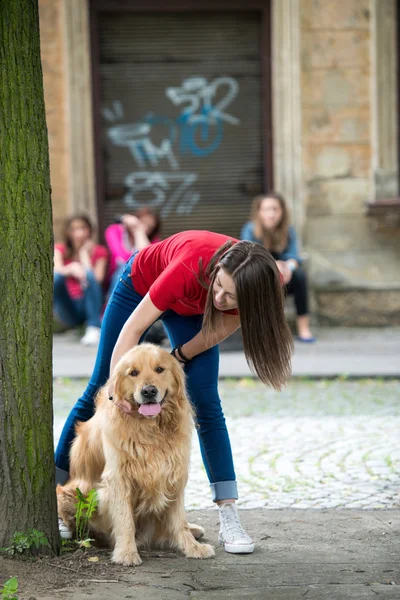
[171,358,187,404]
[108,360,126,404]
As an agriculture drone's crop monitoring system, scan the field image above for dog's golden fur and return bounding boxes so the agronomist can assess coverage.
[57,343,214,565]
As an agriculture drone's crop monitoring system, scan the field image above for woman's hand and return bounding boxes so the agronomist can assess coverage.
[276,260,292,285]
[121,214,143,231]
[122,214,151,250]
[170,347,186,368]
[66,261,88,283]
[107,381,136,415]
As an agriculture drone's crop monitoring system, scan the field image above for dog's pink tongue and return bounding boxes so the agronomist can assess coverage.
[139,403,161,417]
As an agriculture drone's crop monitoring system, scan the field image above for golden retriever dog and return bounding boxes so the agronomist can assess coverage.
[57,343,214,566]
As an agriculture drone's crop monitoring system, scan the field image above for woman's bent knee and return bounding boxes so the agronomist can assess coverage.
[292,266,306,283]
[54,273,66,291]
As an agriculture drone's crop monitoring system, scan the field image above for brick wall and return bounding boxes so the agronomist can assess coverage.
[301,1,375,282]
[39,0,70,242]
[300,0,400,323]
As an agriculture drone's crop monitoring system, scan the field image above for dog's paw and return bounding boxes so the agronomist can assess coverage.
[185,542,215,560]
[111,547,142,566]
[188,523,205,540]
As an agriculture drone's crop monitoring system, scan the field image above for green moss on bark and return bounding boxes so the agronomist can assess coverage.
[0,0,59,554]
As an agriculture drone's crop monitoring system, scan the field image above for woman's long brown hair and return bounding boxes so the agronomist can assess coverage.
[63,214,93,260]
[201,241,293,390]
[251,192,290,253]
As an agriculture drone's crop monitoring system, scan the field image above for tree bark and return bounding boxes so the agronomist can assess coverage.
[0,0,59,553]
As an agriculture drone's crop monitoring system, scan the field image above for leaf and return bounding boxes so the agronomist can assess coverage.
[74,487,98,542]
[88,556,99,562]
[2,576,18,595]
[78,538,95,548]
[87,489,98,503]
[76,488,87,503]
[6,576,18,592]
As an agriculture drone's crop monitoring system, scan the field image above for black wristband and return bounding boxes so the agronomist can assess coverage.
[171,345,190,364]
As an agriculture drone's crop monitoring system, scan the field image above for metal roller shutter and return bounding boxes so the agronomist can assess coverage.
[98,11,263,239]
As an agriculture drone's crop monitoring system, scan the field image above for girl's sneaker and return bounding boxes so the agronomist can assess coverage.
[58,516,72,540]
[218,503,254,554]
[80,326,101,347]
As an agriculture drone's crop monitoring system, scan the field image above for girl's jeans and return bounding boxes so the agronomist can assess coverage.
[54,271,103,328]
[285,266,309,316]
[55,254,238,502]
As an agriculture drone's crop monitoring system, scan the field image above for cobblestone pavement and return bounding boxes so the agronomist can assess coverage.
[54,378,400,511]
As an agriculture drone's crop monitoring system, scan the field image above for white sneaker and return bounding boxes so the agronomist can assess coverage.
[218,503,254,554]
[58,517,72,540]
[80,326,101,346]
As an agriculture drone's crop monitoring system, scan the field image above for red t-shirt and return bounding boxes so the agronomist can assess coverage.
[131,231,239,316]
[55,243,109,299]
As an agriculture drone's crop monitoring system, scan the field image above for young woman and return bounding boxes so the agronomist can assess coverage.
[241,193,315,342]
[105,207,161,292]
[105,207,166,345]
[54,215,108,346]
[56,231,293,553]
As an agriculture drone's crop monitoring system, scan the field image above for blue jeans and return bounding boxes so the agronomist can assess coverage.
[55,254,238,501]
[109,264,125,295]
[54,271,103,328]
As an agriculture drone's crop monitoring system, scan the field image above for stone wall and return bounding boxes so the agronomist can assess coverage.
[39,0,69,241]
[38,0,400,323]
[300,0,400,324]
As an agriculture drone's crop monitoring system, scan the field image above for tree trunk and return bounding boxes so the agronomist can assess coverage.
[0,0,59,553]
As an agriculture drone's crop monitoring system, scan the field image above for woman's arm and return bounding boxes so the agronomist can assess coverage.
[110,293,163,373]
[280,227,301,264]
[54,248,67,274]
[240,221,257,242]
[123,216,151,251]
[132,225,151,251]
[93,257,108,284]
[79,240,94,270]
[105,224,131,263]
[180,313,241,360]
[110,295,240,374]
[54,248,87,281]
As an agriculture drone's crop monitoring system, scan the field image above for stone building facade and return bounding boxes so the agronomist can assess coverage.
[38,0,400,325]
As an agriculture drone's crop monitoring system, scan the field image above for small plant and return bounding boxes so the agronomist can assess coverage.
[60,538,75,554]
[75,487,98,547]
[1,576,18,599]
[0,530,49,556]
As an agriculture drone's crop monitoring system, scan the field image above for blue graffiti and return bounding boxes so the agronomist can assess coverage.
[141,109,224,158]
[178,109,224,157]
[104,76,240,216]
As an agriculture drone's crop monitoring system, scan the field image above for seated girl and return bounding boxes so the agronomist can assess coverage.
[54,215,108,346]
[105,207,161,292]
[105,207,166,345]
[241,192,315,342]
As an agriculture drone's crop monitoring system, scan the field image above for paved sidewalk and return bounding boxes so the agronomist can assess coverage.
[2,510,399,599]
[54,378,400,511]
[53,327,400,379]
